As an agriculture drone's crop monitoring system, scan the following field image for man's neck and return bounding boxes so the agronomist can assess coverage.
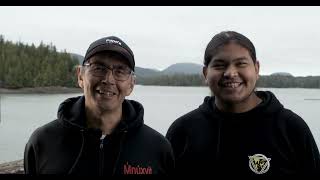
[215,93,262,113]
[86,107,122,135]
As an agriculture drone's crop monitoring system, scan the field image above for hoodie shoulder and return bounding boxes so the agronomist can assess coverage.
[278,108,312,135]
[256,91,310,133]
[167,96,213,136]
[170,108,203,130]
[166,104,210,143]
[27,119,62,145]
[138,124,171,146]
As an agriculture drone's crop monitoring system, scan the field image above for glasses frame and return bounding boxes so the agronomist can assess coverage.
[83,62,134,81]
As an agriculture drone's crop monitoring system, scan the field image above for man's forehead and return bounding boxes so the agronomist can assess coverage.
[212,56,250,62]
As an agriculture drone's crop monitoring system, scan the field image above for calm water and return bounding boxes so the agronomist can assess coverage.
[0,86,320,163]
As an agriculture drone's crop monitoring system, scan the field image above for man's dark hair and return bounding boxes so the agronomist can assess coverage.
[204,31,256,66]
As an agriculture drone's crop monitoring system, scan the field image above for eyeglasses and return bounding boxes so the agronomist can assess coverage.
[83,62,134,81]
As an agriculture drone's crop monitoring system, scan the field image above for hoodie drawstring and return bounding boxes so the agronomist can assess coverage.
[68,129,85,174]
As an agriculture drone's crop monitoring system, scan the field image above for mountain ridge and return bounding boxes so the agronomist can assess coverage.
[69,53,203,78]
[69,53,295,78]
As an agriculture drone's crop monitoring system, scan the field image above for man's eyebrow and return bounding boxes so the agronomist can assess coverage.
[212,57,249,62]
[113,64,129,68]
[211,59,226,63]
[232,57,249,62]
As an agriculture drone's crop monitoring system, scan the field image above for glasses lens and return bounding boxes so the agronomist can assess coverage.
[90,64,106,77]
[87,63,132,81]
[113,66,131,81]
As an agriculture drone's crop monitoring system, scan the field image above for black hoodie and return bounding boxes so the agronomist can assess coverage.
[166,91,320,177]
[24,96,174,175]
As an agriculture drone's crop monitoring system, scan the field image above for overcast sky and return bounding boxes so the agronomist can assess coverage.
[1,6,320,76]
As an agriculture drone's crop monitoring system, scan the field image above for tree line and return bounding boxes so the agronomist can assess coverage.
[0,35,79,88]
[137,74,320,88]
[1,35,320,89]
[257,75,320,88]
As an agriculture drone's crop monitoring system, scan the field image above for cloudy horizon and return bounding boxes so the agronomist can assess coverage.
[1,6,320,76]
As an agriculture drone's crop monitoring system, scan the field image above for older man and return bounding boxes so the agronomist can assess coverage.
[24,36,174,175]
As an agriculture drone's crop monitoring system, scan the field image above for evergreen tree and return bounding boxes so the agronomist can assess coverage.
[0,35,79,88]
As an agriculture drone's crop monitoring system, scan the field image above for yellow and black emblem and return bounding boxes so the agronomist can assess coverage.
[248,154,271,174]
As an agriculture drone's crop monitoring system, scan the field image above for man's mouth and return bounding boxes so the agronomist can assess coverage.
[220,82,242,88]
[96,89,116,97]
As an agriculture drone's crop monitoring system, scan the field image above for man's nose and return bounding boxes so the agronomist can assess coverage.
[223,65,238,78]
[102,68,116,84]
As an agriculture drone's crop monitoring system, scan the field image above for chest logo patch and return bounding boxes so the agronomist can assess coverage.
[123,162,153,174]
[248,154,271,174]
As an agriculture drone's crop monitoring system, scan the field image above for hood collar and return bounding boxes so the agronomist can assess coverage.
[57,96,144,133]
[200,91,284,118]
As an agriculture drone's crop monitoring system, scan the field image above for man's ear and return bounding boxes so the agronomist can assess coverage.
[77,65,84,89]
[203,66,208,85]
[131,76,136,89]
[125,75,135,96]
[255,60,260,80]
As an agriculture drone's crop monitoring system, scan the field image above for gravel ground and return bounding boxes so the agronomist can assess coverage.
[0,159,24,174]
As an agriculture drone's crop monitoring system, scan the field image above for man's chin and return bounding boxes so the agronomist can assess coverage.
[220,95,245,104]
[99,106,116,112]
[94,101,115,111]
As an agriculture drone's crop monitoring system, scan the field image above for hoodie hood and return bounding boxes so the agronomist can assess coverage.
[200,90,284,117]
[57,96,144,133]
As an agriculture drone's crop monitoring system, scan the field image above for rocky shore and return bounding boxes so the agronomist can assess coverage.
[0,159,24,174]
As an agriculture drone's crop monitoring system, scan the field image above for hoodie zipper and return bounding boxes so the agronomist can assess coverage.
[112,130,127,175]
[99,134,106,176]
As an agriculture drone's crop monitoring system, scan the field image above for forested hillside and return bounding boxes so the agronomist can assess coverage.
[0,35,79,88]
[1,35,320,88]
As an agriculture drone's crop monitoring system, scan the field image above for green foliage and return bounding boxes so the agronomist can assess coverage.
[0,35,79,88]
[257,75,320,88]
[137,74,320,88]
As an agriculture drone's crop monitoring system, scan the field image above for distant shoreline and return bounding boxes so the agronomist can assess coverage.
[0,87,82,94]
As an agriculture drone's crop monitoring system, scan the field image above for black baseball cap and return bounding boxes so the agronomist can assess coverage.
[83,36,135,71]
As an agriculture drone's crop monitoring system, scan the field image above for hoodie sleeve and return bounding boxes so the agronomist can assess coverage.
[302,129,320,176]
[297,120,320,175]
[166,120,188,175]
[163,140,175,175]
[24,141,37,174]
[166,122,185,161]
[284,110,320,176]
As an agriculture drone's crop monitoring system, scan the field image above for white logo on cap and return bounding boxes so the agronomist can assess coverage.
[106,39,122,46]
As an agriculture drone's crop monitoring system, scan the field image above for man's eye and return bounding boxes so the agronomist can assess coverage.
[92,65,105,71]
[114,68,126,74]
[114,66,129,72]
[237,62,248,66]
[211,64,225,69]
